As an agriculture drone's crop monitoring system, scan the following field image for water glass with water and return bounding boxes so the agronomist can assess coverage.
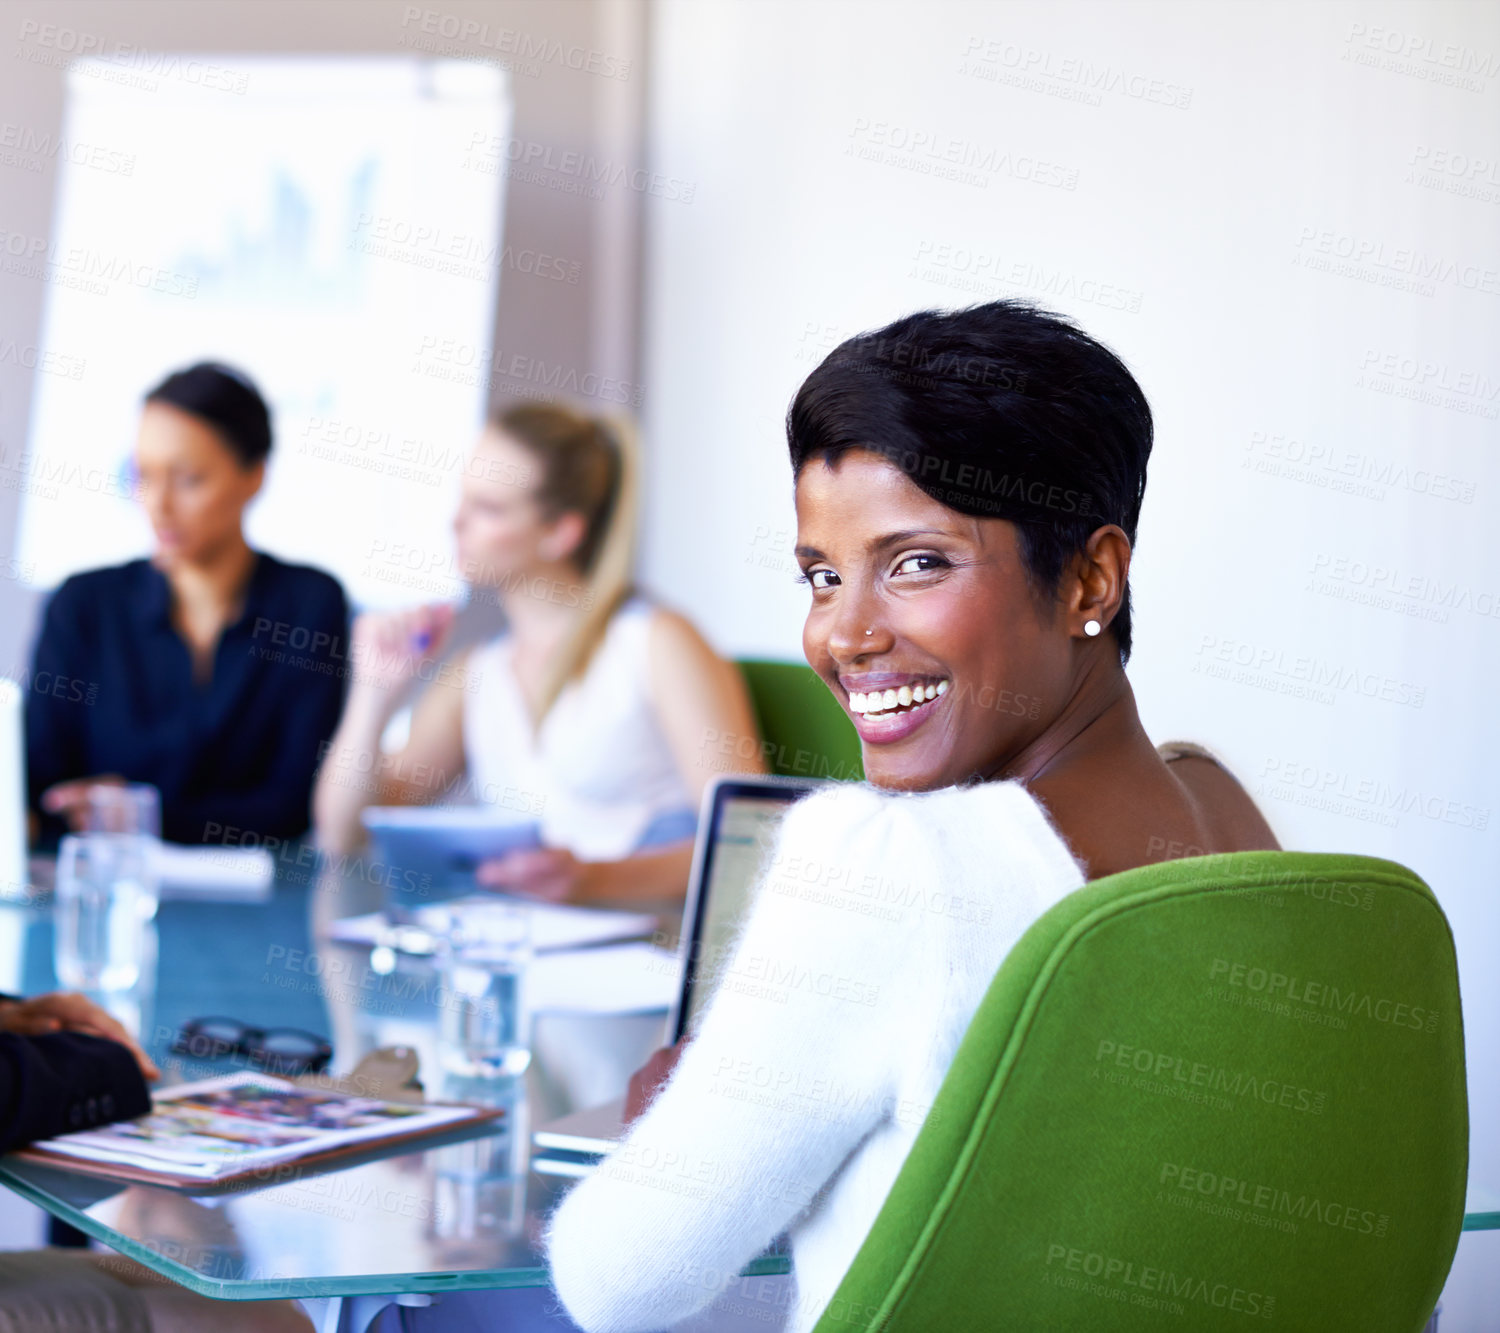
[53,784,162,994]
[435,901,533,1079]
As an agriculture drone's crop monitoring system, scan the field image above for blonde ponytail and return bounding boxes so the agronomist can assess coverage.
[489,403,640,728]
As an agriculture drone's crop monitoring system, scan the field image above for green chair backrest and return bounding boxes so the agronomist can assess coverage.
[815,850,1467,1333]
[736,659,862,782]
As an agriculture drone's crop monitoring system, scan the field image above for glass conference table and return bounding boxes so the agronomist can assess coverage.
[0,852,792,1329]
[0,852,1491,1328]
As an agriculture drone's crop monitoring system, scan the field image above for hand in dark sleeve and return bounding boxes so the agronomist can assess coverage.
[0,1031,151,1152]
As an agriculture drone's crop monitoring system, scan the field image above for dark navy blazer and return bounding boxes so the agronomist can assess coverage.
[26,553,350,845]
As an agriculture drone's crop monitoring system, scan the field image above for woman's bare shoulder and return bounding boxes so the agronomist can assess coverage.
[1157,739,1281,852]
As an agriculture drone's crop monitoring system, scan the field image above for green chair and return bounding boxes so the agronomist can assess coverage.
[815,850,1467,1332]
[736,659,863,782]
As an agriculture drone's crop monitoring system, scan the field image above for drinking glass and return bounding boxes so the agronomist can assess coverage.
[53,783,162,993]
[434,901,533,1079]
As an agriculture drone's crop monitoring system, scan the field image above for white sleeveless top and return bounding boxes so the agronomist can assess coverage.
[461,597,695,860]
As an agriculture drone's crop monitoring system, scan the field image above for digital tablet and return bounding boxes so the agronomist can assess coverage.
[360,806,542,910]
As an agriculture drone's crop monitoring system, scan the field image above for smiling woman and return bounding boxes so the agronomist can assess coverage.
[784,301,1278,873]
[786,301,1146,796]
[543,302,1281,1333]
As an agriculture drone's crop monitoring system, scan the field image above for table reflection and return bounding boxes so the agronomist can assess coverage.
[0,849,675,1296]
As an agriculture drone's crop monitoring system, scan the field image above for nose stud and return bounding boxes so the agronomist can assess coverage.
[864,629,874,636]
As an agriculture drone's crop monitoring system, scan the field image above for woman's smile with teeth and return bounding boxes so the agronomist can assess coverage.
[850,679,949,718]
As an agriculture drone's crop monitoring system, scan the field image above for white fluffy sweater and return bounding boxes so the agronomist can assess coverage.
[545,778,1087,1333]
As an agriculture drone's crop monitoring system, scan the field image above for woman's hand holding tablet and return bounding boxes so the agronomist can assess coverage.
[476,846,595,904]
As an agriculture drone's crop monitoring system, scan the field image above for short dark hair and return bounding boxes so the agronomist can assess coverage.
[144,362,272,467]
[786,300,1153,664]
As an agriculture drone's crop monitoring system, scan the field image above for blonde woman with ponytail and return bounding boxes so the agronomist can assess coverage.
[313,402,765,907]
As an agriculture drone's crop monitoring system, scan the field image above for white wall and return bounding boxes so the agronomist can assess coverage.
[638,0,1499,1321]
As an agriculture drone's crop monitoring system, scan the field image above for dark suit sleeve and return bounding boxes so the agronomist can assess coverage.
[24,580,93,828]
[0,1031,152,1152]
[165,576,352,845]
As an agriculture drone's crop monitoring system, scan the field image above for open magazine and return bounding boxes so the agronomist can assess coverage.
[19,1072,499,1186]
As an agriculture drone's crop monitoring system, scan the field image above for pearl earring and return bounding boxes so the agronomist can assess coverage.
[1083,619,1101,637]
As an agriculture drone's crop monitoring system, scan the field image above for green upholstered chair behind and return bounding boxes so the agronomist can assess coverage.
[735,659,862,782]
[814,850,1468,1333]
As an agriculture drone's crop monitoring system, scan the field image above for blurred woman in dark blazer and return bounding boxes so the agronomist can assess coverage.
[26,363,348,846]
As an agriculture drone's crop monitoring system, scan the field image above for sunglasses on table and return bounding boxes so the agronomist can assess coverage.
[170,1016,333,1077]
